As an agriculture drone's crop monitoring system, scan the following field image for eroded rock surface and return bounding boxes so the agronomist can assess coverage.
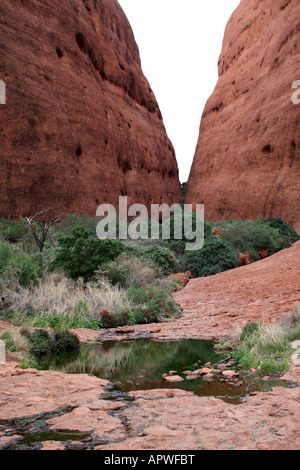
[186,0,300,231]
[0,0,181,218]
[1,363,299,450]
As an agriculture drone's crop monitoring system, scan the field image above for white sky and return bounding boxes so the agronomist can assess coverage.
[118,0,240,182]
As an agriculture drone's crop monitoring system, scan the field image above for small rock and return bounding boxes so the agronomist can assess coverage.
[150,328,161,334]
[200,367,212,375]
[117,327,135,334]
[222,370,239,378]
[169,371,178,375]
[203,373,214,381]
[164,375,184,383]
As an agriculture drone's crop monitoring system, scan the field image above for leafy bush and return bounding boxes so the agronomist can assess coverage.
[183,238,239,277]
[217,219,282,260]
[162,212,213,255]
[128,286,177,316]
[99,285,178,328]
[0,242,42,287]
[95,261,129,286]
[25,328,80,357]
[0,244,13,273]
[260,217,300,248]
[54,226,125,280]
[52,330,81,353]
[0,219,28,243]
[143,245,180,274]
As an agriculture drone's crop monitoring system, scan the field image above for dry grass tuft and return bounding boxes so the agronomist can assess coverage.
[3,273,133,317]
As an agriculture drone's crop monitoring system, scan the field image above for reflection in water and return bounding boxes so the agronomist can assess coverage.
[39,339,252,399]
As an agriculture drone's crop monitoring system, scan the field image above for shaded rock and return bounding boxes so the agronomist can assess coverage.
[259,249,269,260]
[186,0,300,232]
[238,252,247,267]
[0,0,181,218]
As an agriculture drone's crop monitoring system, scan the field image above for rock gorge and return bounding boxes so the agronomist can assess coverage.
[186,0,300,231]
[0,0,181,218]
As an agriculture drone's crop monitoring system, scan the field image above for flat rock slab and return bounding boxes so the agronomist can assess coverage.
[0,364,109,420]
[164,375,184,383]
[1,362,300,450]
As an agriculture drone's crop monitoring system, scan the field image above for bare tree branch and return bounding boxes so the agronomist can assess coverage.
[22,208,62,252]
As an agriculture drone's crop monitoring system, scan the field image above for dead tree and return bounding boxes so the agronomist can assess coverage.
[22,208,62,252]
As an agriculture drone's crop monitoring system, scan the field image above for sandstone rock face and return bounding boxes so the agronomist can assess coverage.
[0,0,181,218]
[186,0,300,231]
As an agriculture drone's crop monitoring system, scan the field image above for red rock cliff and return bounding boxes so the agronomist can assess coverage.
[186,0,300,231]
[0,0,181,218]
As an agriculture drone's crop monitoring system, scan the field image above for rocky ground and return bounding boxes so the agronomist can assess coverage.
[0,242,300,450]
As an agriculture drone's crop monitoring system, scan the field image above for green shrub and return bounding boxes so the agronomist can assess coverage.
[166,212,213,241]
[161,212,213,255]
[143,246,180,274]
[95,261,129,286]
[52,330,80,353]
[260,217,300,248]
[99,286,177,329]
[0,244,13,273]
[54,226,125,280]
[0,219,28,243]
[25,328,80,357]
[218,219,282,259]
[231,320,298,375]
[241,322,260,341]
[26,312,101,331]
[99,306,163,329]
[73,299,89,317]
[128,286,177,315]
[183,238,239,277]
[0,243,42,287]
[27,329,52,356]
[0,331,16,352]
